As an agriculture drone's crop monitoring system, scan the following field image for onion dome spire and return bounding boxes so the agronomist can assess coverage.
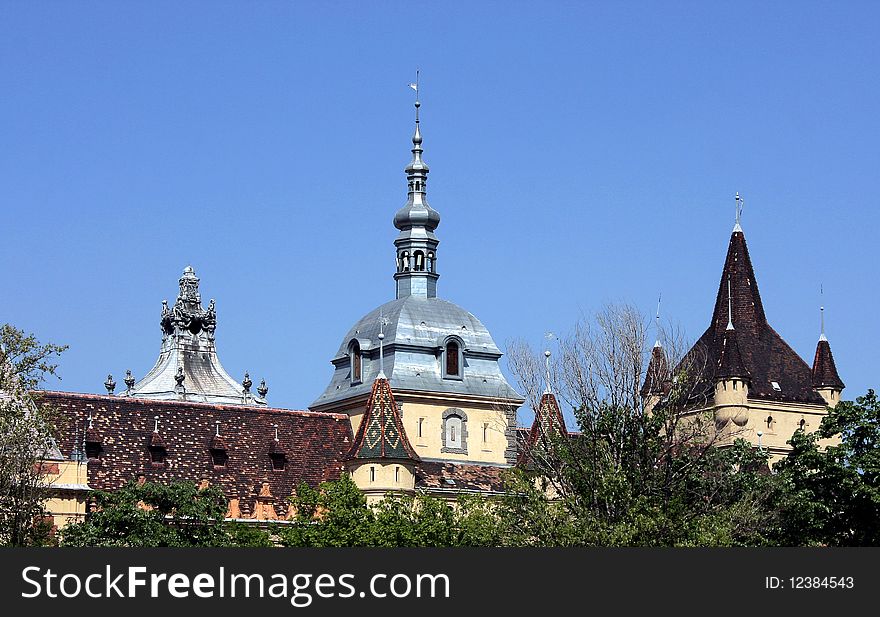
[393,71,441,299]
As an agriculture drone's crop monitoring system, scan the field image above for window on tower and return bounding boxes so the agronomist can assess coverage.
[444,339,461,378]
[413,250,425,271]
[441,408,468,454]
[349,341,362,385]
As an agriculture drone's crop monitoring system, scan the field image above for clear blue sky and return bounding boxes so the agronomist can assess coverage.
[2,2,877,424]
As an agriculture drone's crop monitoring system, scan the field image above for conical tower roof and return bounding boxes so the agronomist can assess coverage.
[684,213,825,405]
[518,391,568,467]
[347,376,419,462]
[812,339,844,390]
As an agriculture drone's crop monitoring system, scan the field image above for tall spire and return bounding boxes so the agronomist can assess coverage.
[819,285,827,342]
[393,72,441,299]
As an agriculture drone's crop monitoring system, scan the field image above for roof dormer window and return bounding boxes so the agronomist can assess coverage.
[442,337,463,380]
[349,340,362,385]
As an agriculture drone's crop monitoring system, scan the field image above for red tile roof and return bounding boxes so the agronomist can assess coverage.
[40,391,352,518]
[416,461,508,493]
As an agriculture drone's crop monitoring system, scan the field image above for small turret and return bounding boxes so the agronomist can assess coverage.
[714,277,750,429]
[346,374,420,504]
[811,306,845,407]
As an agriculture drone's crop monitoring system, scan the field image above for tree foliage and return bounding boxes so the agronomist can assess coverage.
[60,480,271,547]
[278,475,502,547]
[0,324,67,546]
[773,390,880,546]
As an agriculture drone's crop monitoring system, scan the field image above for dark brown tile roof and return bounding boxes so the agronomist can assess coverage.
[812,339,845,390]
[347,377,419,462]
[416,461,508,493]
[684,230,826,405]
[716,328,749,380]
[40,391,352,518]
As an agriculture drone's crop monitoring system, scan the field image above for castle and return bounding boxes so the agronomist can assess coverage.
[25,96,844,529]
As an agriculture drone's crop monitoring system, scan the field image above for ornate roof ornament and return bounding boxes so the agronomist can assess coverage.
[124,370,135,392]
[257,379,268,399]
[104,374,115,395]
[242,372,252,394]
[121,266,267,406]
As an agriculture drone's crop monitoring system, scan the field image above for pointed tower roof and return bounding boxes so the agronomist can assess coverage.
[347,376,419,462]
[519,351,568,466]
[684,197,825,404]
[716,327,749,380]
[812,339,844,390]
[811,307,844,390]
[641,342,671,397]
[518,391,569,467]
[121,267,268,407]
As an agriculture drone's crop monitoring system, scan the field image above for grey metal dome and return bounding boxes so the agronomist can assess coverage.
[311,296,522,409]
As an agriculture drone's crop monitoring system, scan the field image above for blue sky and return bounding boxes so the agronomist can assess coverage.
[1,1,877,425]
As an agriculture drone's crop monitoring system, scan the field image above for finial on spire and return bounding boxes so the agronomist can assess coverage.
[215,420,220,437]
[273,423,279,442]
[104,374,115,395]
[377,309,387,379]
[733,192,744,232]
[153,416,160,433]
[654,293,662,348]
[408,69,420,118]
[819,284,827,342]
[544,349,552,394]
[726,275,735,331]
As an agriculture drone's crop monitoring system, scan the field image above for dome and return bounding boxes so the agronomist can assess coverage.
[311,296,522,409]
[393,202,441,232]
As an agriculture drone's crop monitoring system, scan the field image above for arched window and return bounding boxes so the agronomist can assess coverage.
[441,408,468,454]
[444,339,461,378]
[413,250,425,272]
[349,341,362,384]
[427,252,434,273]
[402,251,410,272]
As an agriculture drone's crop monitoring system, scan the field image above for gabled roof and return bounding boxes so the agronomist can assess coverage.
[685,229,826,405]
[812,339,845,390]
[347,377,419,462]
[517,391,568,467]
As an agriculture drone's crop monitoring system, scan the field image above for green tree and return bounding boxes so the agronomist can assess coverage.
[277,475,503,547]
[60,479,271,547]
[0,324,67,546]
[506,304,779,546]
[773,390,880,546]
